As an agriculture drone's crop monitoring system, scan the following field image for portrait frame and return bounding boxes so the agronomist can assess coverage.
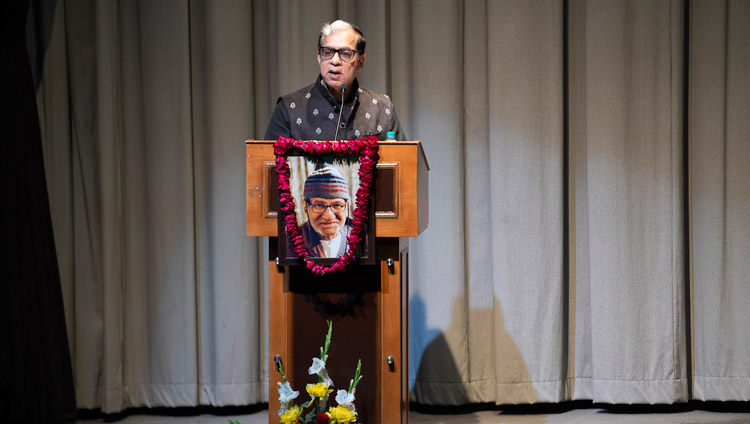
[274,137,378,275]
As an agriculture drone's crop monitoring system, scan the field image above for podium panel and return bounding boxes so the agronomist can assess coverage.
[288,266,380,423]
[267,238,408,424]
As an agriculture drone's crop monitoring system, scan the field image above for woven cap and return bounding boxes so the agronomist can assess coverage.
[303,166,350,200]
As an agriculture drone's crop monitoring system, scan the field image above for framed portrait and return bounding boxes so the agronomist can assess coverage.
[276,152,376,269]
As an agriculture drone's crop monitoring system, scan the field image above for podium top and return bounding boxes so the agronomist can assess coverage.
[245,139,429,238]
[244,139,429,170]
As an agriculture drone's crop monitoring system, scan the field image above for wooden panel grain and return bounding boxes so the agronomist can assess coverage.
[376,144,416,237]
[399,243,410,424]
[246,143,278,236]
[417,144,430,235]
[379,253,403,423]
[267,247,292,424]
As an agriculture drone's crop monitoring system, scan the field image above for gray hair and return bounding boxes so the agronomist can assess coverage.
[318,20,366,53]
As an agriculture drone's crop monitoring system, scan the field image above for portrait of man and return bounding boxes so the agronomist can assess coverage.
[297,165,355,258]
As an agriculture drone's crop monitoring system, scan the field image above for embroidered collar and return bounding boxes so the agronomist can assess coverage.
[315,75,360,106]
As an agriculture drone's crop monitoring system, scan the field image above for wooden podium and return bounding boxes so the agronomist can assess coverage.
[246,140,428,424]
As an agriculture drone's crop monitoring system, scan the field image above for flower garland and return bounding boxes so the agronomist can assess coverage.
[274,136,378,276]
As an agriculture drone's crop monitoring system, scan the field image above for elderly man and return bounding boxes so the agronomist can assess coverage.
[296,166,354,258]
[264,19,404,141]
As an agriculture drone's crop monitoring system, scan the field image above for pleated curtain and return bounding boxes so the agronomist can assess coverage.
[30,0,749,413]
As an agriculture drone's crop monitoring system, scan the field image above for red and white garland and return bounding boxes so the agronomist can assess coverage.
[274,136,378,275]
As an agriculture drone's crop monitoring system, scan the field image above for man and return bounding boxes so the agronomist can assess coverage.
[264,20,404,141]
[297,166,354,258]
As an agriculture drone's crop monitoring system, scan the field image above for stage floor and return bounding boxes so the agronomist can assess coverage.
[78,406,750,423]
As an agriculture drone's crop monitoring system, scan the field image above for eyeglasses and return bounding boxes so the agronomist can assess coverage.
[318,46,360,62]
[307,201,347,213]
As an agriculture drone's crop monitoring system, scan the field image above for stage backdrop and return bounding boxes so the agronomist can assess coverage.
[28,0,749,413]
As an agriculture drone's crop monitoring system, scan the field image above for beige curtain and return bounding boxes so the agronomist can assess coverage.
[569,0,688,403]
[689,0,750,401]
[32,0,749,413]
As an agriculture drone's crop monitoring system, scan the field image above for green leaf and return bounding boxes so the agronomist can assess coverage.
[322,320,333,361]
[278,361,287,382]
[302,408,317,423]
[349,358,363,393]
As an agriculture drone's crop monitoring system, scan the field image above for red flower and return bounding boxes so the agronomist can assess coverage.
[316,412,330,424]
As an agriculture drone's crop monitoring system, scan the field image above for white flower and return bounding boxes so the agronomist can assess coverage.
[365,112,371,120]
[290,102,296,109]
[372,98,378,105]
[313,108,319,115]
[354,130,360,137]
[377,125,382,132]
[309,357,325,374]
[328,112,335,120]
[306,92,311,99]
[335,389,355,405]
[308,357,333,386]
[277,381,299,415]
[316,127,322,135]
[336,389,356,412]
[278,381,299,403]
[296,117,302,125]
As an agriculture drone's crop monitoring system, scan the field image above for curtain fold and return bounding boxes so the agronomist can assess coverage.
[188,0,266,406]
[689,0,750,402]
[569,0,689,404]
[31,0,750,412]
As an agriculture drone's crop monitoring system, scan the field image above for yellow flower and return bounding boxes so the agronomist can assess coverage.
[279,405,301,424]
[306,382,333,400]
[327,405,357,423]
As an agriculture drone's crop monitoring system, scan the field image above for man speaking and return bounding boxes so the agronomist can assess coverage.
[264,20,404,141]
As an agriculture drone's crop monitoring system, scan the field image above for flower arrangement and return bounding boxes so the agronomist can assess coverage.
[274,136,379,276]
[228,322,361,424]
[270,321,362,424]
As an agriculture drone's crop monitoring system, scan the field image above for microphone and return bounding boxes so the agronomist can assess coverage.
[333,83,346,141]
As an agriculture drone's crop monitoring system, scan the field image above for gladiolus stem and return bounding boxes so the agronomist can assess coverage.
[349,359,362,393]
[279,362,287,383]
[323,321,333,362]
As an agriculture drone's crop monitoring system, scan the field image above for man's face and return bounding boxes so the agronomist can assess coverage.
[318,28,365,98]
[305,197,348,240]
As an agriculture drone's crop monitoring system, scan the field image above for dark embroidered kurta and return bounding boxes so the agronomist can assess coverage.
[264,75,405,141]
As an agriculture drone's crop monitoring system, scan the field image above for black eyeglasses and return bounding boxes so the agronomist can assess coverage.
[307,200,347,213]
[318,46,360,62]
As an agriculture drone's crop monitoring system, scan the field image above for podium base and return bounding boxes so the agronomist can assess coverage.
[268,237,409,424]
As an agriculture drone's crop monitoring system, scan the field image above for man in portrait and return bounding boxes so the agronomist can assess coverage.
[297,166,354,258]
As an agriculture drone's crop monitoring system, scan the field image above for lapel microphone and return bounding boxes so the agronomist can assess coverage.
[333,83,347,141]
